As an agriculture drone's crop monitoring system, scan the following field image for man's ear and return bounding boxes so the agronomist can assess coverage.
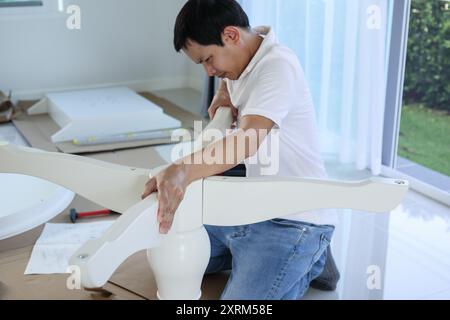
[222,26,241,45]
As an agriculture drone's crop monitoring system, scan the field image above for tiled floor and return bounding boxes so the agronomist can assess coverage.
[1,121,449,300]
[303,173,450,300]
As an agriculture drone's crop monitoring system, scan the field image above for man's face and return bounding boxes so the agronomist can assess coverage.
[183,29,247,81]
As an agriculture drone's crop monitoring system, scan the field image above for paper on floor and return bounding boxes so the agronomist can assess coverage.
[25,221,114,275]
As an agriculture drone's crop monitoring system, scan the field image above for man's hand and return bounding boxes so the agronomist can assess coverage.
[208,81,238,122]
[141,164,191,234]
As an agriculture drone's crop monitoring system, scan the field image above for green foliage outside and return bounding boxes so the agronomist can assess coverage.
[400,1,449,177]
[403,0,449,111]
[399,104,450,176]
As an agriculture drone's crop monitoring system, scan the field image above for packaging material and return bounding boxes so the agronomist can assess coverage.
[26,87,182,144]
[24,221,115,275]
[12,92,203,154]
[0,246,143,300]
[0,90,20,124]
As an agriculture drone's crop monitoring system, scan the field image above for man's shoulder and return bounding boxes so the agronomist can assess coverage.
[257,44,301,74]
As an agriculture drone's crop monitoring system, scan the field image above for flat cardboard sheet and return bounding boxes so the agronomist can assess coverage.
[0,196,229,300]
[0,245,144,300]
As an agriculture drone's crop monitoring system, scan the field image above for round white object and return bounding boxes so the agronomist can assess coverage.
[0,174,75,240]
[0,124,75,240]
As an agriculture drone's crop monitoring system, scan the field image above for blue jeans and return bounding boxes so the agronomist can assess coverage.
[204,219,335,300]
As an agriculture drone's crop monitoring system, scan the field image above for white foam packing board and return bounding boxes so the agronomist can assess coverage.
[27,87,182,143]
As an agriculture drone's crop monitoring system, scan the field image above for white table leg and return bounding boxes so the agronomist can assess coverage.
[147,226,211,300]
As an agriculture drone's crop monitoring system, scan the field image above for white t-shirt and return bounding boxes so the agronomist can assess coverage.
[226,26,337,226]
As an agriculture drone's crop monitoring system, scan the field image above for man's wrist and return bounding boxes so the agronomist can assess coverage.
[173,161,195,186]
[216,88,228,98]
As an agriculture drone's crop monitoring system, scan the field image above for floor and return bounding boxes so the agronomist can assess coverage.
[304,188,450,300]
[1,90,449,300]
[153,88,206,118]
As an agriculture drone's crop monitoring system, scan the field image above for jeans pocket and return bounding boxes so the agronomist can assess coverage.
[269,219,309,247]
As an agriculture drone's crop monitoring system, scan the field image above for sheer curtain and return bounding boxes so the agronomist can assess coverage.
[240,0,393,176]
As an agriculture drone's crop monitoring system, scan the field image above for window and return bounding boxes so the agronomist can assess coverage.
[397,0,450,190]
[384,0,449,204]
[0,0,43,8]
[241,0,393,176]
[240,0,448,204]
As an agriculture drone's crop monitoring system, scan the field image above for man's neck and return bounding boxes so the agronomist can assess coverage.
[239,29,264,68]
[233,28,265,80]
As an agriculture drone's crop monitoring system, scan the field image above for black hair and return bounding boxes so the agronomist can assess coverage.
[174,0,251,52]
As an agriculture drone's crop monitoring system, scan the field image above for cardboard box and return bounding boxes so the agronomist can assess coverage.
[0,93,229,299]
[0,90,18,124]
[0,233,229,300]
[0,245,144,300]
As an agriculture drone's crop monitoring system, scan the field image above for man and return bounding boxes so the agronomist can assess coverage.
[142,0,338,299]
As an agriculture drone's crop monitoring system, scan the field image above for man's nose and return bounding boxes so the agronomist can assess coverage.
[203,64,216,77]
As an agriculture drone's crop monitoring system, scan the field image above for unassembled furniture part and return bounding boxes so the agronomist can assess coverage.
[0,108,409,299]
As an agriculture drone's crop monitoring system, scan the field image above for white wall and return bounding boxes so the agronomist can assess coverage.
[0,0,203,100]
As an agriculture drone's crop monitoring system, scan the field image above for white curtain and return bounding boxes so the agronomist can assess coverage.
[240,0,393,176]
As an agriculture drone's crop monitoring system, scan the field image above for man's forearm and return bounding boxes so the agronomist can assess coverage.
[141,115,276,234]
[217,80,228,94]
[177,128,265,184]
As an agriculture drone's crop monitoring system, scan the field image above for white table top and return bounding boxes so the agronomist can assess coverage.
[0,122,74,240]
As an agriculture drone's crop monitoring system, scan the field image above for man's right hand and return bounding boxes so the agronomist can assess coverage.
[208,83,238,122]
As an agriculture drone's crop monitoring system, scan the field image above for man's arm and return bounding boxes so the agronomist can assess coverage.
[141,115,275,234]
[182,114,275,182]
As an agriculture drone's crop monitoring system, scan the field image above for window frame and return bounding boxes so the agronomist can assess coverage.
[0,1,43,8]
[0,0,61,17]
[382,0,411,169]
